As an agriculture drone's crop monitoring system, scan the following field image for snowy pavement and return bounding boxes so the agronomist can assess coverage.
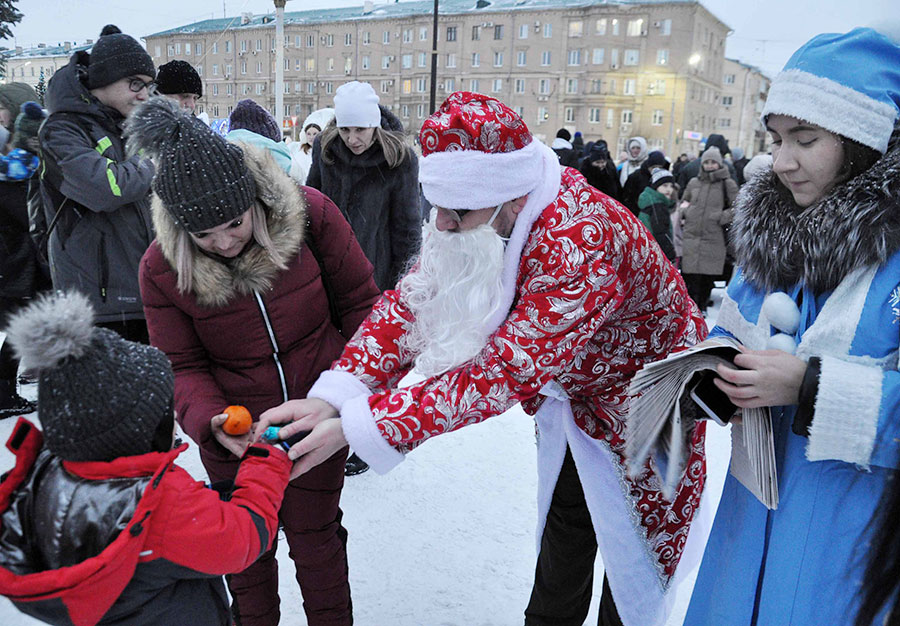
[0,289,731,626]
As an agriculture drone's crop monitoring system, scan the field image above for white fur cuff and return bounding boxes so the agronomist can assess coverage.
[308,370,371,411]
[340,394,405,474]
[806,355,883,466]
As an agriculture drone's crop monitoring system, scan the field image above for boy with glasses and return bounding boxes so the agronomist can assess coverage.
[37,24,157,344]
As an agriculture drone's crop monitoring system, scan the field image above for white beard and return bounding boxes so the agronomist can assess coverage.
[399,219,507,378]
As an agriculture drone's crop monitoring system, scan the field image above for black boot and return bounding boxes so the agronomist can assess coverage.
[344,452,369,476]
[0,379,36,419]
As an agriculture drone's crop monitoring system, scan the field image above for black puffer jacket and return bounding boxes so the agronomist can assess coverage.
[306,106,420,291]
[0,180,49,299]
[38,51,155,322]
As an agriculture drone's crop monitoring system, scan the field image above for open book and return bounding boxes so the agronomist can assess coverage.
[626,335,778,509]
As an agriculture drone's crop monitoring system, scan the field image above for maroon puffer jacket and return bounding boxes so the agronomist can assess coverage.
[139,145,381,475]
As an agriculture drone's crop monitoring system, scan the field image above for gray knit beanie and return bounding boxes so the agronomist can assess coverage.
[3,291,175,462]
[87,27,156,90]
[229,99,281,142]
[125,96,256,232]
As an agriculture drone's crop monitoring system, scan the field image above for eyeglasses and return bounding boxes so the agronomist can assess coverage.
[128,77,157,94]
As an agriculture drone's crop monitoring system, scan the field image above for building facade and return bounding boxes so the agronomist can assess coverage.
[3,42,93,90]
[146,0,731,156]
[716,58,770,157]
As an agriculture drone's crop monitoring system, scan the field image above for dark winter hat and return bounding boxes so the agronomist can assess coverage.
[704,133,730,157]
[126,97,256,232]
[87,26,156,90]
[556,128,572,141]
[645,150,670,170]
[4,291,175,462]
[587,141,610,161]
[229,99,281,142]
[12,101,46,150]
[650,169,675,189]
[156,60,202,97]
[0,83,38,129]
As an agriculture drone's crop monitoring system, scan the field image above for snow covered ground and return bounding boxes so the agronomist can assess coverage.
[0,290,731,626]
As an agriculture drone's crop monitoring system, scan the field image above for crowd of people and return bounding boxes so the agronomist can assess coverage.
[0,19,898,626]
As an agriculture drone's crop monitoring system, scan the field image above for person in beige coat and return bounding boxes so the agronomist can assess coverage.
[679,146,738,311]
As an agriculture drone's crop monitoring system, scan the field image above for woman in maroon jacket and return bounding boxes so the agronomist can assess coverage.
[129,98,380,626]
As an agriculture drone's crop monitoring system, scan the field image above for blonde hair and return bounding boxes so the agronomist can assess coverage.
[318,119,410,169]
[174,202,288,294]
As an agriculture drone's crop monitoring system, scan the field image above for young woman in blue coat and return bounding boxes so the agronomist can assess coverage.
[683,28,900,626]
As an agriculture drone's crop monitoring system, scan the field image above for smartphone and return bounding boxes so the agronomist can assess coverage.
[688,372,737,426]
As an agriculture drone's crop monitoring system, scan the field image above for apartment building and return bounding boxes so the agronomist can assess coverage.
[3,41,93,90]
[716,58,770,157]
[145,0,730,155]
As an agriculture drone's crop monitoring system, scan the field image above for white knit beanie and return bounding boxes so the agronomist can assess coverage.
[334,81,380,128]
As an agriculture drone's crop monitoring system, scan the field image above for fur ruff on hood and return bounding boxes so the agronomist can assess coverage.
[151,143,306,308]
[733,126,900,293]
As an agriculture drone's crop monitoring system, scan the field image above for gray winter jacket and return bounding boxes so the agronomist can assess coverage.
[306,106,420,291]
[38,51,155,322]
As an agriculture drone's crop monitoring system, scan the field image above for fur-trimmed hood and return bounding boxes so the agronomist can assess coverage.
[733,127,900,293]
[151,142,306,308]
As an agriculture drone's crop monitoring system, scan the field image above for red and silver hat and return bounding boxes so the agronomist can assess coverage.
[419,92,546,210]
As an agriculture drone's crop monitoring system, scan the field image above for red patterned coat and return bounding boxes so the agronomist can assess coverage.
[310,167,708,626]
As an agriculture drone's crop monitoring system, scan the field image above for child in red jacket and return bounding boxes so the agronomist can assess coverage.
[0,290,291,626]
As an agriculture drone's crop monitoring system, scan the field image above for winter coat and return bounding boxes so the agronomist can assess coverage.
[306,106,420,291]
[0,180,48,299]
[0,418,290,626]
[309,165,708,626]
[37,51,155,323]
[621,161,656,214]
[733,156,749,186]
[638,186,676,261]
[551,137,579,168]
[680,167,738,275]
[139,144,380,477]
[579,158,621,201]
[685,129,900,626]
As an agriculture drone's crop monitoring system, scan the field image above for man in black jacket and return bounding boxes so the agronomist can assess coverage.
[38,25,156,343]
[551,128,579,167]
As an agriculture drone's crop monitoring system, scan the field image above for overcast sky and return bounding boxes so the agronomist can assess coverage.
[9,0,899,77]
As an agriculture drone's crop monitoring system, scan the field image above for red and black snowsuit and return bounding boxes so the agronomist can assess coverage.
[0,418,291,626]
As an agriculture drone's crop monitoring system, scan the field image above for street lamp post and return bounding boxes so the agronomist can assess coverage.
[429,0,439,114]
[274,0,287,135]
[668,52,700,156]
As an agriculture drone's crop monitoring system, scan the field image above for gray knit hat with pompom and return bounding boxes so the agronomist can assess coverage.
[125,96,255,232]
[4,291,174,462]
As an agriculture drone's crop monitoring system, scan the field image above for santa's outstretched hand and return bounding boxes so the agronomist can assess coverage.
[256,399,347,479]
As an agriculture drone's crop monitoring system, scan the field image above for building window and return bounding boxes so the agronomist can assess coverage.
[445,77,455,91]
[652,110,664,125]
[447,27,457,42]
[596,19,607,36]
[515,105,525,117]
[590,79,602,93]
[326,34,335,47]
[401,104,409,118]
[414,103,423,118]
[168,44,175,56]
[719,118,732,128]
[284,58,289,70]
[418,52,427,67]
[256,39,262,51]
[589,108,601,123]
[185,43,191,55]
[627,19,644,37]
[657,49,669,65]
[345,33,352,46]
[623,79,636,95]
[402,79,411,94]
[471,52,480,67]
[417,77,427,92]
[420,27,428,41]
[493,51,503,67]
[307,34,315,47]
[241,40,248,52]
[363,31,371,45]
[256,83,263,95]
[611,19,620,36]
[492,78,502,93]
[226,83,232,95]
[447,53,457,68]
[607,108,615,128]
[722,95,733,106]
[537,106,548,123]
[255,62,261,74]
[212,42,218,54]
[295,59,302,71]
[494,25,504,40]
[344,57,352,74]
[565,107,576,123]
[362,55,370,70]
[294,81,301,92]
[466,78,476,92]
[624,49,639,65]
[212,84,219,96]
[541,51,551,66]
[175,43,182,54]
[196,43,203,55]
[648,79,666,95]
[723,73,736,85]
[155,45,161,57]
[660,19,672,36]
[538,78,550,95]
[382,56,390,69]
[622,110,633,124]
[402,54,412,69]
[568,20,583,37]
[517,50,527,66]
[308,82,316,94]
[518,24,528,39]
[543,23,552,38]
[402,28,413,43]
[566,78,578,94]
[515,78,525,94]
[284,82,290,94]
[589,49,604,66]
[472,25,481,41]
[380,80,391,93]
[611,48,619,67]
[568,49,581,66]
[306,59,315,72]
[383,31,390,44]
[608,78,617,94]
[212,64,218,75]
[197,65,202,76]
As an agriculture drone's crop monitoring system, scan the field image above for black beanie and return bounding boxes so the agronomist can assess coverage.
[12,101,46,151]
[88,27,156,89]
[645,150,670,170]
[556,128,572,142]
[4,291,175,462]
[156,60,202,97]
[229,99,281,142]
[125,96,255,232]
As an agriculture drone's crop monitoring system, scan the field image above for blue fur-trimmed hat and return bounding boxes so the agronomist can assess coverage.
[762,28,900,154]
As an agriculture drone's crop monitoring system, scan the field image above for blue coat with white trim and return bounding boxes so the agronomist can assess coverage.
[685,133,900,626]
